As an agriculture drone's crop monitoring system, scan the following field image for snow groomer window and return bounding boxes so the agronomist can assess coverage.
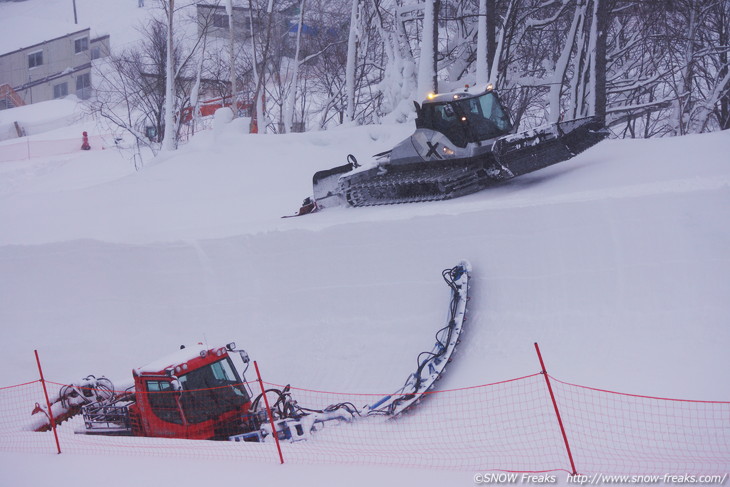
[146,380,183,425]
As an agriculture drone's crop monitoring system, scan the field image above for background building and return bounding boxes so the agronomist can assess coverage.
[196,2,253,41]
[0,18,110,110]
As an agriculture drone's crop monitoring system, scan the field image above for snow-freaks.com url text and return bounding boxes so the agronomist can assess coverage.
[473,473,728,485]
[566,474,728,485]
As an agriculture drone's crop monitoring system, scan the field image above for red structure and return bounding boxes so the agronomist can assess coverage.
[179,96,253,124]
[34,350,61,454]
[35,344,258,441]
[128,344,253,439]
[80,132,91,150]
[0,84,25,109]
[254,361,284,464]
[534,342,578,475]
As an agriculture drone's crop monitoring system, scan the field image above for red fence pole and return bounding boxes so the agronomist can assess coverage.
[534,342,576,475]
[253,361,285,464]
[34,350,62,454]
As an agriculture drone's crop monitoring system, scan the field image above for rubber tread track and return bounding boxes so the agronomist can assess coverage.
[332,116,607,208]
[342,161,493,207]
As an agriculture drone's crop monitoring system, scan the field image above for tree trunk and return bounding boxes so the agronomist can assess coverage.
[417,0,438,100]
[345,0,359,122]
[477,0,497,86]
[592,0,608,121]
[251,0,275,133]
[486,0,496,77]
[672,1,698,136]
[548,2,584,124]
[162,0,176,151]
[718,2,729,130]
[247,3,260,132]
[227,0,237,118]
[488,0,515,86]
[284,0,306,133]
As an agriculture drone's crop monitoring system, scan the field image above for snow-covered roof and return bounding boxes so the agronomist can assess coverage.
[135,344,209,375]
[196,0,252,8]
[0,16,90,55]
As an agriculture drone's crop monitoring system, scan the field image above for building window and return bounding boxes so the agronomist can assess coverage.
[75,37,89,53]
[28,50,43,69]
[91,46,101,60]
[213,14,228,28]
[53,82,68,99]
[76,72,91,99]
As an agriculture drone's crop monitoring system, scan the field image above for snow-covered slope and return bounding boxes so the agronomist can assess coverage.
[1,111,729,485]
[1,120,728,397]
[4,1,729,485]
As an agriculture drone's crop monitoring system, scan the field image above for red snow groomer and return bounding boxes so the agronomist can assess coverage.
[33,342,349,442]
[31,262,471,443]
[94,343,256,440]
[32,343,261,440]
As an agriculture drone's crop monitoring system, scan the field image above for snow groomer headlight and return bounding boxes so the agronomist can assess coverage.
[441,145,456,157]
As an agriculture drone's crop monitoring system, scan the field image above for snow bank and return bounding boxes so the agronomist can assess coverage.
[0,125,727,398]
[0,78,728,484]
[0,99,85,142]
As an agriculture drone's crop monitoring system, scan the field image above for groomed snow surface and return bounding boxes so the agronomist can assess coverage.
[1,102,729,485]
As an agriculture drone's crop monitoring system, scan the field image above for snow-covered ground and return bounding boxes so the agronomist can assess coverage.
[1,107,729,484]
[2,2,730,483]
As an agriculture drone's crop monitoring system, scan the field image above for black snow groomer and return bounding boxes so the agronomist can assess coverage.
[289,84,608,216]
